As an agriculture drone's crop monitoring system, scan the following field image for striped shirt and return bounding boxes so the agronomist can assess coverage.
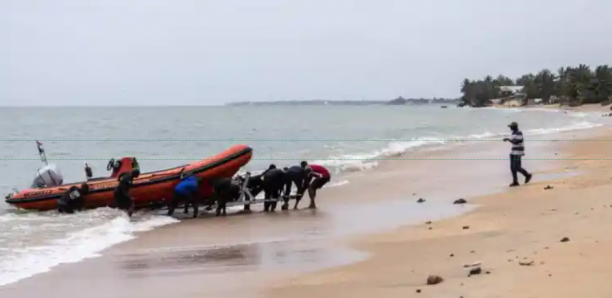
[509,130,525,156]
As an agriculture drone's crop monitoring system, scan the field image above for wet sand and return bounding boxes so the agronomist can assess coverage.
[1,121,610,297]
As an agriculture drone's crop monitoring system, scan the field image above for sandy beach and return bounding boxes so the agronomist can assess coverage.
[1,107,612,298]
[265,112,612,297]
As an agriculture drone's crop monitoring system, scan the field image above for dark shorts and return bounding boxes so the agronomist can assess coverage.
[264,183,283,199]
[173,192,191,203]
[285,175,305,191]
[57,200,74,213]
[114,193,133,210]
[510,154,523,169]
[310,176,330,190]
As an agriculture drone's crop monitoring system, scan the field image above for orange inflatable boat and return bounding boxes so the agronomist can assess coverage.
[5,145,253,211]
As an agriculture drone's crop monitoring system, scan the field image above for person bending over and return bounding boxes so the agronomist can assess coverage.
[168,173,201,218]
[261,167,286,212]
[58,183,90,214]
[210,177,241,216]
[283,165,308,210]
[302,161,331,209]
[113,170,137,217]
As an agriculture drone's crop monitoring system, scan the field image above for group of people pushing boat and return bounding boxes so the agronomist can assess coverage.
[57,159,331,219]
[169,160,331,218]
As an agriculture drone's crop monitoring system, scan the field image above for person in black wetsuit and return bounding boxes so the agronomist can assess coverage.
[283,165,308,210]
[58,183,90,214]
[210,177,242,216]
[261,166,286,212]
[113,170,137,217]
[248,164,276,197]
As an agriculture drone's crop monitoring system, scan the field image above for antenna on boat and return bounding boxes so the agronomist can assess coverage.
[36,140,48,166]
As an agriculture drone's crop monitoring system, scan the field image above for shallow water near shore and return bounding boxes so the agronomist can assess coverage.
[0,197,479,298]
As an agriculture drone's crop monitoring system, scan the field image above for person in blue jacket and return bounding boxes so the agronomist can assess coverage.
[167,172,201,218]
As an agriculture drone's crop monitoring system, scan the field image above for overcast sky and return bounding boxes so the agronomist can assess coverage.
[1,0,611,106]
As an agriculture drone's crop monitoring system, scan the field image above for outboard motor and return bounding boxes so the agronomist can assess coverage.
[31,164,64,188]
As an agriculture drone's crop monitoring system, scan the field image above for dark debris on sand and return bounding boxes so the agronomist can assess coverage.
[454,198,468,204]
[426,275,444,285]
[468,267,482,276]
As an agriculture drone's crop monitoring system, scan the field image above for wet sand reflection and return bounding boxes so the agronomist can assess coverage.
[117,238,367,279]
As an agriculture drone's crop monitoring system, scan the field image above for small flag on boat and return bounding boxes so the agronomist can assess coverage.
[36,140,44,154]
[36,140,48,165]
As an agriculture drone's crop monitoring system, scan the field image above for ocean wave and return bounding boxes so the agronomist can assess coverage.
[481,106,563,114]
[311,120,602,175]
[327,180,349,187]
[526,121,602,135]
[0,208,178,287]
[313,137,447,173]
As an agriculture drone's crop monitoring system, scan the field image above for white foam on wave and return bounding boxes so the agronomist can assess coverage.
[480,107,523,113]
[463,120,601,140]
[314,137,447,173]
[467,131,497,139]
[239,111,604,179]
[482,106,563,114]
[0,209,179,287]
[327,180,349,187]
[315,118,604,175]
[568,111,589,118]
[526,121,602,135]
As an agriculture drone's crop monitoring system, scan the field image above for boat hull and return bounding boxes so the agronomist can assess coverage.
[5,145,253,211]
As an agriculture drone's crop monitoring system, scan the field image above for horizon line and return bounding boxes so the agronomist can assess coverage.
[0,100,459,108]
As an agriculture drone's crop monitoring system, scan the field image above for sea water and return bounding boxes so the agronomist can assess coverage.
[0,105,607,286]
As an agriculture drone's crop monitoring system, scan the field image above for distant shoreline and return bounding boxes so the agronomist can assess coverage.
[226,98,460,106]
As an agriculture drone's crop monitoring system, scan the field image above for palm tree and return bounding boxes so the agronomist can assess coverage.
[460,79,472,106]
[535,69,556,104]
[554,67,568,103]
[592,65,612,104]
[564,68,591,106]
[517,74,537,104]
[458,63,612,107]
[495,75,514,86]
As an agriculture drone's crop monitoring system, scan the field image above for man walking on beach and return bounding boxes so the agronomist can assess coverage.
[503,122,532,187]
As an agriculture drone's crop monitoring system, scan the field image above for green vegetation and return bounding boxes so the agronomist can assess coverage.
[460,64,612,107]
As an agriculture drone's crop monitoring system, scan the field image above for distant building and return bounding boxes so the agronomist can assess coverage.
[498,86,524,97]
[527,98,543,105]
